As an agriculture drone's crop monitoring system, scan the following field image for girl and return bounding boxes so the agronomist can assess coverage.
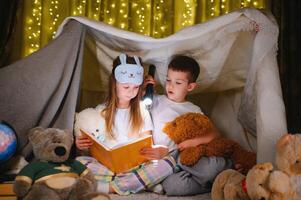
[75,53,176,195]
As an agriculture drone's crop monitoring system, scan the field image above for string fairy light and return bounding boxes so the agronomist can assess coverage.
[104,0,117,26]
[88,0,101,20]
[49,0,60,38]
[220,0,229,14]
[181,0,195,27]
[25,0,42,56]
[72,0,87,16]
[116,0,128,30]
[208,0,219,19]
[22,0,268,57]
[130,0,151,35]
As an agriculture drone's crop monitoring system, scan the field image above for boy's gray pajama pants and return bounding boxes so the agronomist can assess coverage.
[162,155,233,196]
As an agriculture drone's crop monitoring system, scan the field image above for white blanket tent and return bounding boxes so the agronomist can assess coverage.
[0,8,286,163]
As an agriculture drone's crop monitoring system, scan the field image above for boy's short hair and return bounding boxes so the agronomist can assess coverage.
[168,55,200,83]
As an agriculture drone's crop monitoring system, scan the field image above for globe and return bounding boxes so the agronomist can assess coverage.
[0,121,17,164]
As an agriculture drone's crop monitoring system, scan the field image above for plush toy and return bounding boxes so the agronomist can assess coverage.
[13,127,110,200]
[74,108,106,142]
[163,112,256,174]
[74,108,119,149]
[212,162,292,200]
[211,169,250,200]
[276,134,301,200]
[211,133,301,200]
[246,162,292,200]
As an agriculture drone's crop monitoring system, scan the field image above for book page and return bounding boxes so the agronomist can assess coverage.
[110,135,151,149]
[80,129,153,173]
[80,129,151,150]
[80,129,111,150]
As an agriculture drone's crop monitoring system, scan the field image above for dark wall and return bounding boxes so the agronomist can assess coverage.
[272,1,301,133]
[0,0,19,67]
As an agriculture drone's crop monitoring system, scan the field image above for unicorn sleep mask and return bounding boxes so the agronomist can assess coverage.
[114,53,144,85]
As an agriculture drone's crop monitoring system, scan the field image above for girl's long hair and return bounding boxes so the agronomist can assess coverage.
[101,55,143,139]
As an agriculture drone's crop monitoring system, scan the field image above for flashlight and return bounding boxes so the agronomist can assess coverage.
[143,64,156,108]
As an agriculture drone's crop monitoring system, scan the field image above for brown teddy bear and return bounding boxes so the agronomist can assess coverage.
[211,169,250,200]
[163,112,256,174]
[13,127,110,200]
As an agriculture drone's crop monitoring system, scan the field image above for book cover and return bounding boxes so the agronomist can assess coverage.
[80,129,152,173]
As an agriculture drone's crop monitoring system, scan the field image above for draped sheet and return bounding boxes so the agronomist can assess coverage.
[0,22,85,158]
[0,8,286,163]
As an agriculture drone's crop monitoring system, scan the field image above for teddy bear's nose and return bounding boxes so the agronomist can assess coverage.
[55,146,66,156]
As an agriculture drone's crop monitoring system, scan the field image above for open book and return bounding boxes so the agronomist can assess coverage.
[80,129,152,173]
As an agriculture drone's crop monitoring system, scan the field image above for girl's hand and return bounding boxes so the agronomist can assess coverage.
[140,145,168,160]
[177,139,200,151]
[75,135,93,150]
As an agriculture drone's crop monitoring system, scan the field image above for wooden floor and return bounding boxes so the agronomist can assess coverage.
[110,193,211,200]
[0,184,16,200]
[0,183,211,200]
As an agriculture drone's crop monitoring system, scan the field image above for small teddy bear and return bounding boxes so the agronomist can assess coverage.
[212,162,292,200]
[212,134,301,200]
[211,169,250,200]
[74,107,120,149]
[246,162,292,200]
[74,108,106,142]
[13,127,110,200]
[163,112,256,174]
[275,134,301,199]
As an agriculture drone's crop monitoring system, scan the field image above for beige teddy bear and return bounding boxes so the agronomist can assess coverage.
[276,134,301,200]
[212,133,301,200]
[246,162,292,200]
[74,108,106,140]
[212,162,292,200]
[211,169,250,200]
[74,108,120,150]
[13,127,110,200]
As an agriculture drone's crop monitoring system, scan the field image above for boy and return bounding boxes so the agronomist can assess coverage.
[141,55,233,195]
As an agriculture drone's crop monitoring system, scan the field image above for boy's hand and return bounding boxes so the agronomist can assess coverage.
[75,135,93,150]
[178,129,220,151]
[177,139,200,151]
[143,75,156,88]
[140,145,168,160]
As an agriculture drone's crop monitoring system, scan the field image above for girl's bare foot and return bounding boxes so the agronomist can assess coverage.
[109,184,116,194]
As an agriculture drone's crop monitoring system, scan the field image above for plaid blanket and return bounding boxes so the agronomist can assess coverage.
[77,155,176,195]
